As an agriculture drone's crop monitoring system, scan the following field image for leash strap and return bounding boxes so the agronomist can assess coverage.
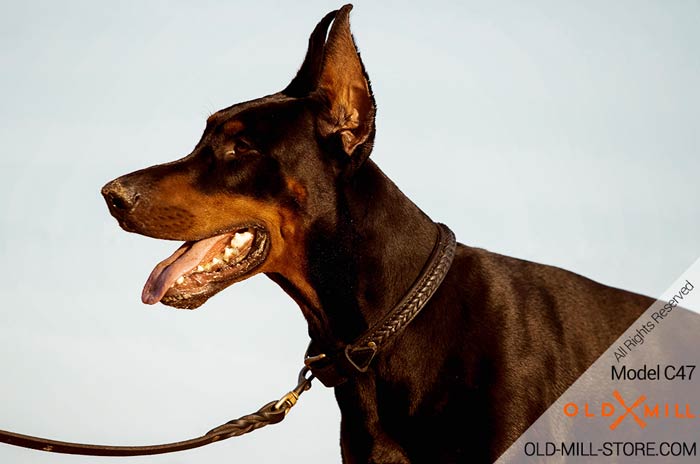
[0,367,313,456]
[305,222,457,387]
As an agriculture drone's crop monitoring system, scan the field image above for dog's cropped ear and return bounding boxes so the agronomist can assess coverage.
[283,10,337,97]
[315,5,376,162]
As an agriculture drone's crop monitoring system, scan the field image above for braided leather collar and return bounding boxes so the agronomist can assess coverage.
[305,222,457,387]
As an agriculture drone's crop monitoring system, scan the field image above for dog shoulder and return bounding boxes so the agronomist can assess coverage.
[450,243,651,317]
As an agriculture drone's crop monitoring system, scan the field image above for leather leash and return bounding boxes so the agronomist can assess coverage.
[0,223,456,456]
[0,367,313,456]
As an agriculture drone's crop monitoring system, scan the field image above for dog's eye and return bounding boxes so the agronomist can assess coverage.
[222,138,255,160]
[235,138,254,154]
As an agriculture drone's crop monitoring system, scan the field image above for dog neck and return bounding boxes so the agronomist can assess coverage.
[268,160,438,352]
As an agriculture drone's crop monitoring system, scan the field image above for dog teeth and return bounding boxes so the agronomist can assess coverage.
[231,231,253,248]
[185,233,253,277]
[176,276,185,285]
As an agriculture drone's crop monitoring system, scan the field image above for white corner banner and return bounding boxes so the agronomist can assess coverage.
[497,258,700,463]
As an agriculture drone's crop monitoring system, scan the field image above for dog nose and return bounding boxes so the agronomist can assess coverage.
[101,180,140,215]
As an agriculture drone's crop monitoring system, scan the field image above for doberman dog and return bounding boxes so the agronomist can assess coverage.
[101,4,652,463]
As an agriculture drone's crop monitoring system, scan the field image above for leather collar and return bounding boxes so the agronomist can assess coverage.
[304,223,457,387]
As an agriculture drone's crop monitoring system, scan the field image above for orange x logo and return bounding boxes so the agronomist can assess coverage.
[609,390,647,430]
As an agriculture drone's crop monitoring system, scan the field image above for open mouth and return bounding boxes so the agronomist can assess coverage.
[141,226,270,309]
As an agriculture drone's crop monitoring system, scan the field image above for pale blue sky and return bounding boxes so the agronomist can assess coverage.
[1,1,698,463]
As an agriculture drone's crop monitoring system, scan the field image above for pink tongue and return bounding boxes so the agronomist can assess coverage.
[141,234,228,305]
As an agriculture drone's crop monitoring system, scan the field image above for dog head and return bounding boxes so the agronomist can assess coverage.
[102,4,376,309]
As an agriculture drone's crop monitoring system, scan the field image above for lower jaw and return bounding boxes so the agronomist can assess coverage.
[161,292,211,309]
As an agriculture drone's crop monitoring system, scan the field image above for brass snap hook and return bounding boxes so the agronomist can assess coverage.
[273,365,315,414]
[273,390,300,414]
